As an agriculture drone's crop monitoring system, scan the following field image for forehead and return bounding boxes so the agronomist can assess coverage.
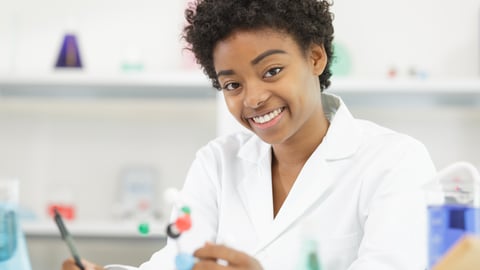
[212,29,302,66]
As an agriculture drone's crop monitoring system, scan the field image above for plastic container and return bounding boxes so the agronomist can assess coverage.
[425,162,480,268]
[0,203,17,262]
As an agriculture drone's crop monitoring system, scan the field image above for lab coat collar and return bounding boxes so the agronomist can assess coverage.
[321,92,361,160]
[237,92,361,163]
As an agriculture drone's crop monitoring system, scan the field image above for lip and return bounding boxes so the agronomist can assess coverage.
[247,107,285,130]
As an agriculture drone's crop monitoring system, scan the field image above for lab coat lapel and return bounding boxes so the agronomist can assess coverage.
[274,145,334,229]
[253,145,335,254]
[236,137,274,239]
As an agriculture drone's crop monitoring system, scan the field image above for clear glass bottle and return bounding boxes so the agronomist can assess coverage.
[0,179,31,270]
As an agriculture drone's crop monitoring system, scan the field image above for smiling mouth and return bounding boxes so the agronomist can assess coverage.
[251,107,284,124]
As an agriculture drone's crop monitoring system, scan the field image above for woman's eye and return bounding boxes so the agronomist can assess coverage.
[223,82,240,91]
[264,67,283,78]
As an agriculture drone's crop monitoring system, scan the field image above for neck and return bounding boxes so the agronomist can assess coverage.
[272,109,329,167]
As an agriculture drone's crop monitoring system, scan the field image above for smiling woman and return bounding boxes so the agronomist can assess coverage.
[61,1,437,270]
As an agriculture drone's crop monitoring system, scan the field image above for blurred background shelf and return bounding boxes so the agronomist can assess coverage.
[22,220,166,239]
[329,78,480,107]
[1,74,480,107]
[0,71,214,99]
[330,78,480,93]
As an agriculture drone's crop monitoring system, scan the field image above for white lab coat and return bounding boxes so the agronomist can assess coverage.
[139,93,436,270]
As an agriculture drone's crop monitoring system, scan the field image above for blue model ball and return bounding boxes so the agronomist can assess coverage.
[175,253,195,270]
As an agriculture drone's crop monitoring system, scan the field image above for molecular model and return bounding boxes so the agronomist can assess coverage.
[136,188,195,270]
[164,188,195,270]
[164,189,195,270]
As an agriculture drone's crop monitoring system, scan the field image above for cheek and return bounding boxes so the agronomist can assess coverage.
[225,97,242,119]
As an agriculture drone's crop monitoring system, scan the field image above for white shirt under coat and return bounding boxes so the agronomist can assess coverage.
[139,93,436,270]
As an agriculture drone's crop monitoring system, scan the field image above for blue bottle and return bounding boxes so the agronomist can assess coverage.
[426,162,480,268]
[0,206,16,262]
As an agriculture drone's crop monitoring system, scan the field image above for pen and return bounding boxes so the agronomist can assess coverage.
[53,208,85,270]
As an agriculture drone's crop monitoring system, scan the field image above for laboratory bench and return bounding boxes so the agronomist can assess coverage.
[22,220,167,270]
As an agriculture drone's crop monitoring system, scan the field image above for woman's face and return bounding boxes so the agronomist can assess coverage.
[213,29,327,146]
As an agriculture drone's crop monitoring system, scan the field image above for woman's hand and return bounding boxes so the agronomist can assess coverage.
[61,258,104,270]
[193,242,263,270]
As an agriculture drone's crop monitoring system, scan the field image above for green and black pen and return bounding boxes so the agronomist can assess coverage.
[53,208,85,270]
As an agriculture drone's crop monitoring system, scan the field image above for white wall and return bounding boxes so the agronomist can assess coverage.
[0,98,216,220]
[0,0,479,77]
[331,0,480,78]
[0,0,189,75]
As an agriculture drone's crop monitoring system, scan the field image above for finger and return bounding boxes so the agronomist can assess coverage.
[192,259,228,270]
[62,258,77,270]
[61,258,103,270]
[193,243,250,266]
[81,259,104,270]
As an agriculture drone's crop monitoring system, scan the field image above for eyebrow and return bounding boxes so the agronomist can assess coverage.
[251,49,287,65]
[217,69,235,78]
[216,49,287,78]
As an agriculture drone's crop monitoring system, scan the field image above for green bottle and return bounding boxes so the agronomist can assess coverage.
[298,218,322,270]
[303,239,322,270]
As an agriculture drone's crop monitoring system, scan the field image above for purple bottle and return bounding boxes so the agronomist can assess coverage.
[55,33,83,68]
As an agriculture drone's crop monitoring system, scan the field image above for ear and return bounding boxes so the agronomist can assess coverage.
[309,43,328,76]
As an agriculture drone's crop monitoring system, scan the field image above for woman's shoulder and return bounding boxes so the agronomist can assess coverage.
[352,119,436,195]
[353,118,433,168]
[356,119,425,148]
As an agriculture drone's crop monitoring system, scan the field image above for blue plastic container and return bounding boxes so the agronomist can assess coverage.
[428,204,480,268]
[425,162,480,268]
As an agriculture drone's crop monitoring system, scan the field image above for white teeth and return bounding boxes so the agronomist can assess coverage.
[252,108,283,124]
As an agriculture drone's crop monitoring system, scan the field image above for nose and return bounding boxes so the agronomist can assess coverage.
[243,84,270,109]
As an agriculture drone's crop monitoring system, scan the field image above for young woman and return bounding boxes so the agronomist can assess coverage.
[63,1,436,269]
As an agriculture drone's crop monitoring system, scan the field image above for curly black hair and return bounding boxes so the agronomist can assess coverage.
[183,0,335,91]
